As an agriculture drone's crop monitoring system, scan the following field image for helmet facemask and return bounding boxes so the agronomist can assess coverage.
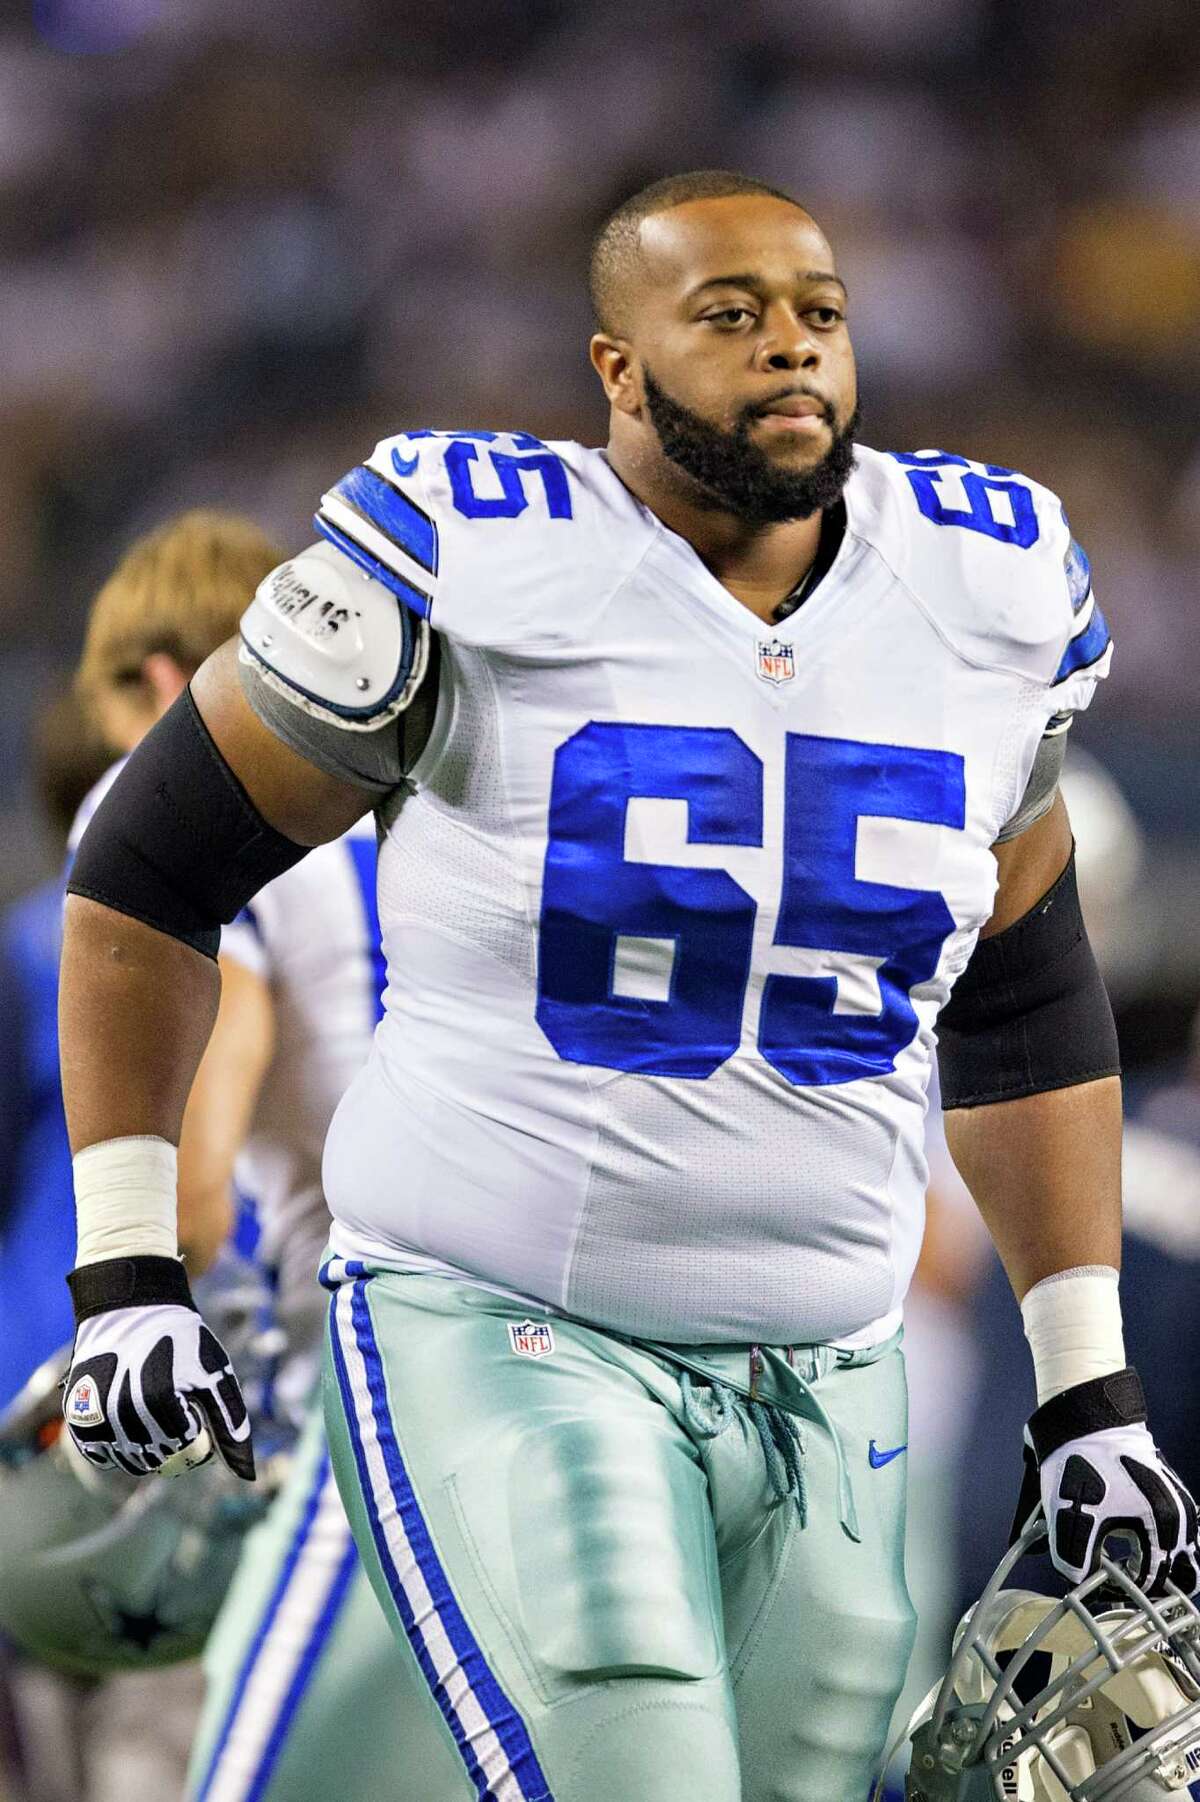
[903,1515,1200,1801]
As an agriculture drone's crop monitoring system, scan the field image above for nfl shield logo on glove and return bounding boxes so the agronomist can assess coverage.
[66,1377,105,1428]
[507,1320,555,1359]
[756,638,795,685]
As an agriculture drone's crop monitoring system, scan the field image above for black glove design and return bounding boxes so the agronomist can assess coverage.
[1012,1367,1197,1596]
[63,1256,255,1481]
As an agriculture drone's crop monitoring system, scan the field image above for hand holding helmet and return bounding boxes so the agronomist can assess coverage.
[1,1255,284,1680]
[1019,1367,1198,1599]
[901,1509,1200,1801]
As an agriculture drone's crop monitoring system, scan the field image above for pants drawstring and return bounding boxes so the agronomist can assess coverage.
[678,1362,861,1544]
[746,1396,807,1526]
[679,1368,735,1440]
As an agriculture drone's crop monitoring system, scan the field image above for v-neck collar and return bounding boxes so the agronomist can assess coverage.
[771,499,847,623]
[644,494,857,641]
[594,447,863,640]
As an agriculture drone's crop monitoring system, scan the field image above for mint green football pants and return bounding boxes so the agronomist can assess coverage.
[323,1270,917,1802]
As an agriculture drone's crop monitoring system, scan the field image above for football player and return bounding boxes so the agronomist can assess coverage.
[3,513,409,1802]
[57,171,1200,1802]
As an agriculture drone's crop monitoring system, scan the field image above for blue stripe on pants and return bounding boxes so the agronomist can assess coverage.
[330,1280,554,1802]
[242,1533,359,1802]
[194,1449,355,1801]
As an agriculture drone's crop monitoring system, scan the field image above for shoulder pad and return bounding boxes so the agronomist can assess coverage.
[315,449,438,620]
[848,445,1109,688]
[239,541,429,731]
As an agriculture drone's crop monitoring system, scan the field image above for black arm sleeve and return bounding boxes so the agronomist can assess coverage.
[67,688,308,959]
[936,850,1120,1109]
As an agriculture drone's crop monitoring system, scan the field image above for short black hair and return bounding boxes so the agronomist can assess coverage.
[588,169,807,335]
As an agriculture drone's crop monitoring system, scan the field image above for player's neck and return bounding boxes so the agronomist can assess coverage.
[607,446,825,624]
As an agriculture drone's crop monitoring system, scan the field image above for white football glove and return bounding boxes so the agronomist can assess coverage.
[63,1256,255,1481]
[1017,1368,1198,1597]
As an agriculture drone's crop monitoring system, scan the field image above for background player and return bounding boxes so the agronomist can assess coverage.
[0,695,108,1416]
[56,174,1199,1801]
[0,521,281,1802]
[73,509,416,1802]
[2,513,410,1802]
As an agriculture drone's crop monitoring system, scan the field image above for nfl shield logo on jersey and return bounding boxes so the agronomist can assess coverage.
[756,638,795,685]
[507,1320,555,1359]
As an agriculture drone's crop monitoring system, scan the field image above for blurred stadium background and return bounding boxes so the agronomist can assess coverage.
[1,1,1199,1797]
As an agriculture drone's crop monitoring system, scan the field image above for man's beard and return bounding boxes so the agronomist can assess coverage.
[642,367,860,525]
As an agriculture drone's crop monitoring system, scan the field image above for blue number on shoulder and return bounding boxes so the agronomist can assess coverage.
[432,435,573,521]
[890,450,1038,548]
[537,725,964,1087]
[403,430,545,448]
[759,735,964,1086]
[537,723,762,1078]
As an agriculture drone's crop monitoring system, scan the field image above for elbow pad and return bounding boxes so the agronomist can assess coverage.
[937,851,1120,1109]
[67,689,308,959]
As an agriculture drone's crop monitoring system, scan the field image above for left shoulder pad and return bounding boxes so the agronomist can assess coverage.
[239,541,429,730]
[316,448,438,620]
[850,446,1109,687]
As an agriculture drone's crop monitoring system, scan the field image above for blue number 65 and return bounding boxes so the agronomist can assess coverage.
[536,722,965,1088]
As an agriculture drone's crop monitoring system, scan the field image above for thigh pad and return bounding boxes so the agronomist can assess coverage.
[450,1404,723,1694]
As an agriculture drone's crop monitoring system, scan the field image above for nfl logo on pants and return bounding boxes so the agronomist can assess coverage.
[507,1319,555,1359]
[756,638,795,685]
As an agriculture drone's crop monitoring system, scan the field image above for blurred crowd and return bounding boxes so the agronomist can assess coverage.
[3,0,1200,924]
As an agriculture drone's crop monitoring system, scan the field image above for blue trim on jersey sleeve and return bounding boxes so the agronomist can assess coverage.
[313,513,433,620]
[230,905,262,941]
[346,837,385,1024]
[1063,536,1092,612]
[1053,603,1111,684]
[330,465,438,576]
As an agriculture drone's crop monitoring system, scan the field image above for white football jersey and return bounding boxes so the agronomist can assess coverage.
[303,433,1110,1347]
[219,818,381,1408]
[70,777,383,1407]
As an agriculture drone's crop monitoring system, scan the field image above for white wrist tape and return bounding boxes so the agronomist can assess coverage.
[74,1136,178,1266]
[1020,1264,1125,1406]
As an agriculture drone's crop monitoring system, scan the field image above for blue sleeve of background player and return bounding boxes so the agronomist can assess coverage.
[0,924,30,1238]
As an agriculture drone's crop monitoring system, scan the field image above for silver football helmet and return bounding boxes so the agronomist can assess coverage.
[0,1251,288,1676]
[902,1513,1200,1801]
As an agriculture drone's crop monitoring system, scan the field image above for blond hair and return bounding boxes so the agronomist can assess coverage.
[77,509,284,729]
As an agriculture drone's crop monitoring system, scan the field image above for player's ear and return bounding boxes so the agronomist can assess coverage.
[589,335,642,417]
[141,652,191,721]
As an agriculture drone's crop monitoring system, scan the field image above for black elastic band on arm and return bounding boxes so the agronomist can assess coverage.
[937,850,1120,1108]
[67,1254,195,1323]
[67,688,308,959]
